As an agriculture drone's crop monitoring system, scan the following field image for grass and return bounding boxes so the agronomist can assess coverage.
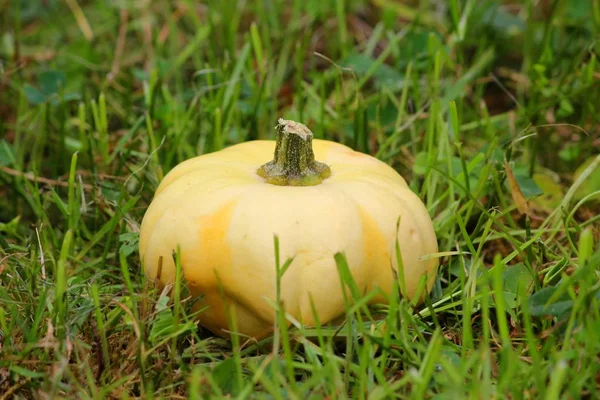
[1,0,600,398]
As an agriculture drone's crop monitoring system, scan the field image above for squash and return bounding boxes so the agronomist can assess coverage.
[139,119,439,338]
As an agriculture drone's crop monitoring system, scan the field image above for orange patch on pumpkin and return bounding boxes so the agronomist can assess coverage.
[358,207,391,302]
[187,200,238,286]
[183,200,238,333]
[346,150,368,158]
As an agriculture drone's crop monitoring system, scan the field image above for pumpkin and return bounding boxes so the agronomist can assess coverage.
[139,119,439,338]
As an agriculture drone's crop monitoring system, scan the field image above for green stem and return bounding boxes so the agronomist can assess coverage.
[257,119,331,186]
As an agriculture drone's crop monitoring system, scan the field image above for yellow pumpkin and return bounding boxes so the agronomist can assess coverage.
[139,119,438,338]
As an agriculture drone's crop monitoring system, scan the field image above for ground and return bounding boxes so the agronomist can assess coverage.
[1,0,599,398]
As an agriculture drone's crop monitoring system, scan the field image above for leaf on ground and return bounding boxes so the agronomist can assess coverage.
[39,70,66,95]
[23,84,47,105]
[528,286,573,317]
[212,357,242,395]
[514,173,543,198]
[502,263,535,309]
[503,263,534,294]
[341,53,404,90]
[119,232,139,257]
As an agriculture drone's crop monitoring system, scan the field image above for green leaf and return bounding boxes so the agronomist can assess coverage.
[0,215,21,235]
[212,358,242,395]
[514,174,543,198]
[39,70,66,95]
[101,183,122,202]
[528,286,574,317]
[342,52,404,90]
[149,298,176,344]
[119,232,139,258]
[558,143,580,161]
[557,98,574,118]
[23,84,47,105]
[503,263,534,294]
[502,263,535,309]
[512,165,543,198]
[63,92,82,102]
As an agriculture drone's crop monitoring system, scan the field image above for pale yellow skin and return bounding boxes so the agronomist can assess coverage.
[139,139,439,338]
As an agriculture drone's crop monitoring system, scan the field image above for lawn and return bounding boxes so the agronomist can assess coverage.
[1,0,600,398]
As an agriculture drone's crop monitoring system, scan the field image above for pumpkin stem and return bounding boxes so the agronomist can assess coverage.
[257,119,331,186]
